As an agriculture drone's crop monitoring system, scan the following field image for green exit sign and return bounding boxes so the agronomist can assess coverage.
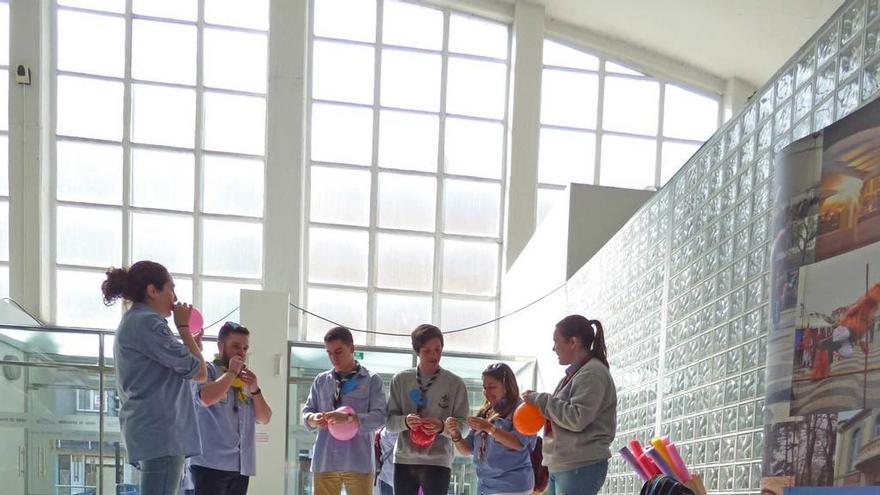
[354,351,364,360]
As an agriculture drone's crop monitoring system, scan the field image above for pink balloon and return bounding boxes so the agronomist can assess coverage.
[328,406,359,441]
[189,307,204,337]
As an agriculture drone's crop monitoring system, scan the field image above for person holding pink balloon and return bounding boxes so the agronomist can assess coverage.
[386,324,470,495]
[446,362,540,495]
[302,326,387,495]
[101,260,207,495]
[189,322,273,495]
[522,315,617,495]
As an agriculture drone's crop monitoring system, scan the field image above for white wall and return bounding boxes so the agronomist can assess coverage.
[500,184,653,389]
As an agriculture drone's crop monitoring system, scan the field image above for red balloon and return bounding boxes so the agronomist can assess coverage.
[513,402,544,435]
[410,427,436,448]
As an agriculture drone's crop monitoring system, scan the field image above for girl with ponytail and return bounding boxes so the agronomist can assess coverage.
[102,260,207,495]
[522,315,617,495]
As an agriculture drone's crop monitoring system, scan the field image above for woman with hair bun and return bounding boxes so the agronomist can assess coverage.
[523,315,617,495]
[102,260,207,495]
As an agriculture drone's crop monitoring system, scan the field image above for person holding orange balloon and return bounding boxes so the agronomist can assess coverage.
[446,363,539,495]
[522,315,617,495]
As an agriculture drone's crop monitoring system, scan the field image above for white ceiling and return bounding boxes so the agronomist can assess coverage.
[520,0,846,89]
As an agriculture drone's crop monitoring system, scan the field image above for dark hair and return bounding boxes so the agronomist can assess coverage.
[556,314,609,368]
[477,362,521,419]
[324,326,354,346]
[218,321,250,341]
[411,324,444,353]
[101,261,170,306]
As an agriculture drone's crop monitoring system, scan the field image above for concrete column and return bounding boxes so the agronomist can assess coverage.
[263,0,309,339]
[240,289,291,495]
[8,0,52,320]
[503,2,544,270]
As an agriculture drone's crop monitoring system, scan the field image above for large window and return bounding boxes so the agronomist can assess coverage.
[537,39,720,223]
[53,0,269,330]
[0,0,9,298]
[306,0,509,352]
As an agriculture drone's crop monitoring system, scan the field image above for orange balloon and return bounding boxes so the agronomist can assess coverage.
[513,402,545,435]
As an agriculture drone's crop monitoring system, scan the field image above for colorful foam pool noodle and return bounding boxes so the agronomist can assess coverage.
[649,437,675,472]
[666,442,692,482]
[619,447,650,482]
[639,452,662,477]
[629,439,645,457]
[653,437,686,480]
[629,440,657,477]
[645,447,678,479]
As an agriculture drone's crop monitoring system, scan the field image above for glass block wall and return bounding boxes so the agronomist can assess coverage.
[563,1,878,494]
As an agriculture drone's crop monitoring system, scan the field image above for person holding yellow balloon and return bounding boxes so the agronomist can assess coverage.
[445,363,539,495]
[522,315,617,495]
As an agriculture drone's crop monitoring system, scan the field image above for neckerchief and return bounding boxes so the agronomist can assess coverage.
[415,367,441,414]
[213,355,248,403]
[477,403,506,461]
[545,356,591,437]
[333,362,362,408]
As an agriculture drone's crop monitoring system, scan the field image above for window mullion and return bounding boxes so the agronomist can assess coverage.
[365,0,384,346]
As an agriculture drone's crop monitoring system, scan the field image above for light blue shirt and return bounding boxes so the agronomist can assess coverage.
[114,303,202,465]
[465,402,537,495]
[190,361,258,476]
[302,365,387,474]
[377,427,399,486]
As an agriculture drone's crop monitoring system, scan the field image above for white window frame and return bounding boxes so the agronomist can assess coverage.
[303,0,510,349]
[537,37,723,204]
[0,0,10,296]
[50,1,269,328]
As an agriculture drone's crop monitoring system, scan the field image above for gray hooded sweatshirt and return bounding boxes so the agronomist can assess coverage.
[386,367,470,468]
[533,358,617,473]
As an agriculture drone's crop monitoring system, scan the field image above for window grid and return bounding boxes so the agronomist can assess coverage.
[305,0,509,349]
[53,1,268,329]
[0,0,9,297]
[536,38,720,223]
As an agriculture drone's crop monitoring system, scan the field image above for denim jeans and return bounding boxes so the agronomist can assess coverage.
[140,455,186,495]
[378,480,394,495]
[547,461,608,495]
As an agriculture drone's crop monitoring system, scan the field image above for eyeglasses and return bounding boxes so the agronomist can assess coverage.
[225,321,241,329]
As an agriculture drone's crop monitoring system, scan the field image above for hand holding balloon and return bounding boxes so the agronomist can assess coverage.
[513,402,545,435]
[327,406,359,441]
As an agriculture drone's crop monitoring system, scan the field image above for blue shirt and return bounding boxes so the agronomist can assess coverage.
[114,303,202,465]
[465,403,537,495]
[302,365,387,474]
[190,362,257,476]
[377,427,399,486]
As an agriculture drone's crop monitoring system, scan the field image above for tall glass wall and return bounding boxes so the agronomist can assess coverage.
[564,1,879,494]
[0,326,132,495]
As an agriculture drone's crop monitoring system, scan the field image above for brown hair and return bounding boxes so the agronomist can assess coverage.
[218,322,250,341]
[556,314,609,368]
[324,326,354,346]
[411,323,444,353]
[476,362,521,419]
[101,261,170,306]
